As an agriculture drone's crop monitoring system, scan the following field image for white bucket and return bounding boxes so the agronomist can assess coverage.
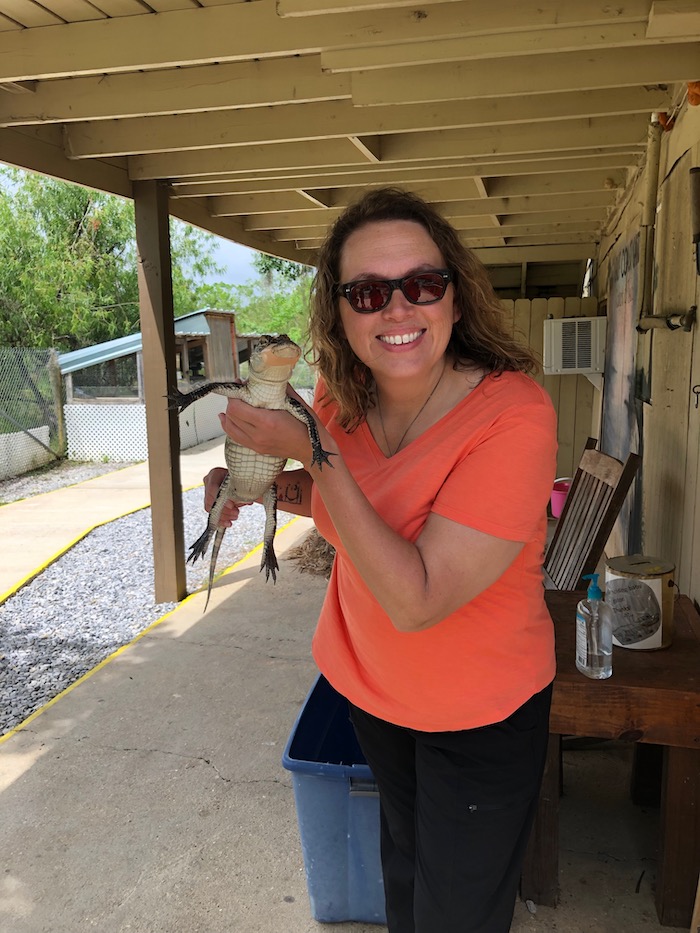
[605,555,675,650]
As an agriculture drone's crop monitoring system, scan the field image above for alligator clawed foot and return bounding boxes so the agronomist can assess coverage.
[260,543,279,583]
[187,526,212,564]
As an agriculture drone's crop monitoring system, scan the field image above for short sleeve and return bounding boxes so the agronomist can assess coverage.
[433,396,557,541]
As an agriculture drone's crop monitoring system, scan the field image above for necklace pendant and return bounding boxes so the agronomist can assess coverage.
[376,361,447,458]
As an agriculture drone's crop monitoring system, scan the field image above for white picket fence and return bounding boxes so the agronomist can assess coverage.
[64,393,225,462]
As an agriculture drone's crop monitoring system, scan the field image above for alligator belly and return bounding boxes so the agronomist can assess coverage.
[224,443,286,502]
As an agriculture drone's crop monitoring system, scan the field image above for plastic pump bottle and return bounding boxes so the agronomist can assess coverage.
[575,573,613,680]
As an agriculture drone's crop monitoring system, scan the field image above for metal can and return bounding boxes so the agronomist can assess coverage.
[605,555,676,649]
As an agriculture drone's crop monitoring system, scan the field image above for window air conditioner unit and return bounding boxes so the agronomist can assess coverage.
[543,317,607,375]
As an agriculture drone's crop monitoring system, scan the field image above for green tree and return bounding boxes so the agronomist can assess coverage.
[252,253,310,283]
[230,262,315,387]
[0,168,232,350]
[233,271,312,346]
[0,168,320,367]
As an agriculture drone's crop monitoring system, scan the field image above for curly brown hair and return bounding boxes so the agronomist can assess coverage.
[307,186,538,430]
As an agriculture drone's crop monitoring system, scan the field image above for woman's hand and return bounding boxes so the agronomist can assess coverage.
[202,467,241,528]
[218,396,317,468]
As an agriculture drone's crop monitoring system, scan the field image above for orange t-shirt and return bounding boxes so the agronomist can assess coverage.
[310,370,558,732]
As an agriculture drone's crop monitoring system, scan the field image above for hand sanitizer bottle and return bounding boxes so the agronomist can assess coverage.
[575,573,613,679]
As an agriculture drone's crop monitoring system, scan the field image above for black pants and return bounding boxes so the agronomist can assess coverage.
[349,683,552,933]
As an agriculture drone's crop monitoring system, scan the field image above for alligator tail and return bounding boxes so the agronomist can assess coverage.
[203,527,226,611]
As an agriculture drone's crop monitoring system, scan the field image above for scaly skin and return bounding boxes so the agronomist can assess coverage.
[168,334,334,609]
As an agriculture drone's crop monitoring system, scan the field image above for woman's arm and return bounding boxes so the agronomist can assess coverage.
[217,397,525,633]
[203,466,313,524]
[308,449,523,632]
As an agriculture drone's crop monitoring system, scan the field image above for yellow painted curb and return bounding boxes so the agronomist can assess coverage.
[0,513,300,746]
[0,480,204,607]
[0,503,150,607]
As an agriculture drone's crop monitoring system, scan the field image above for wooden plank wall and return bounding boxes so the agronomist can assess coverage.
[643,147,699,596]
[204,312,237,380]
[502,296,600,479]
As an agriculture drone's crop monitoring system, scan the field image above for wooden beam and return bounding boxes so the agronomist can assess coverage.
[474,243,596,263]
[647,0,700,38]
[133,179,187,604]
[63,87,672,159]
[127,137,379,180]
[485,170,625,198]
[0,57,349,126]
[239,192,615,229]
[128,125,641,181]
[0,0,662,83]
[168,195,308,262]
[323,21,664,71]
[350,44,700,105]
[0,124,131,197]
[379,115,649,163]
[167,154,635,197]
[210,191,335,216]
[277,0,458,15]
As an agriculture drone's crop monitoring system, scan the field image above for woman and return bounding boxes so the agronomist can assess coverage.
[205,187,558,933]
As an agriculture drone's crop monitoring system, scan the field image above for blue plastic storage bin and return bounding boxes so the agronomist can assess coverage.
[282,674,386,924]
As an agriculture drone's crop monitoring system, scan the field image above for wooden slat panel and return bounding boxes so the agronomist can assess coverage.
[642,150,696,599]
[527,297,548,387]
[0,12,21,29]
[145,0,201,10]
[512,296,532,346]
[0,0,64,25]
[91,0,151,15]
[556,298,582,476]
[500,298,515,336]
[544,446,640,590]
[36,0,107,22]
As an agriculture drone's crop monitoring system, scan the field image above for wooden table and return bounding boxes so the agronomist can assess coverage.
[521,590,700,927]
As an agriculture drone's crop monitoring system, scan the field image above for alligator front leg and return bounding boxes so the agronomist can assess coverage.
[259,483,279,582]
[167,380,247,413]
[286,397,335,469]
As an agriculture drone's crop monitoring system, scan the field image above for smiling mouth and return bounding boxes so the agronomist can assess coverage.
[378,330,424,346]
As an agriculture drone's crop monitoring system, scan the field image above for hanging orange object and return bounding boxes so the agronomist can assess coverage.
[688,81,700,106]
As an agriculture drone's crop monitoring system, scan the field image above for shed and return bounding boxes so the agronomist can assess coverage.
[56,310,258,461]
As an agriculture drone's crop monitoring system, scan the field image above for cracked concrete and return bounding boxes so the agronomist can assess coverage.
[0,518,689,933]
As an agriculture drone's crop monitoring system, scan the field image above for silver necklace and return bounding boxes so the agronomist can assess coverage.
[376,362,447,457]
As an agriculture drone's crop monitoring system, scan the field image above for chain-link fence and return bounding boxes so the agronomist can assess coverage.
[0,348,64,481]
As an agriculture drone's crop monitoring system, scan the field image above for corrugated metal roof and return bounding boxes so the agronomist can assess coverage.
[57,310,232,374]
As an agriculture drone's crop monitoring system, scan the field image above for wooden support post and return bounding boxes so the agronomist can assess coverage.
[656,746,700,927]
[133,180,187,604]
[520,733,561,907]
[48,350,66,457]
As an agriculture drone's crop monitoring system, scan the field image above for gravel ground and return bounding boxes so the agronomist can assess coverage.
[0,458,135,504]
[0,460,293,736]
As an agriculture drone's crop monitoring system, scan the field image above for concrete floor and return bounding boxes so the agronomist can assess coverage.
[0,503,688,933]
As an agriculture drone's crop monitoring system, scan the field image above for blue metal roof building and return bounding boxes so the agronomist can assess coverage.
[56,310,245,462]
[57,310,218,375]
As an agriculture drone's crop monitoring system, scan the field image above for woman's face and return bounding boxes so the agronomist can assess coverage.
[337,219,459,386]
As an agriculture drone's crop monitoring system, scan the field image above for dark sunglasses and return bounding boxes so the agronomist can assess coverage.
[337,269,453,313]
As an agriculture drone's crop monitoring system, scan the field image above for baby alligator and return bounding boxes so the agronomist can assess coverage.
[168,334,333,608]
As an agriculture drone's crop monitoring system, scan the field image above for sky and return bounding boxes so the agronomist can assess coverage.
[210,237,259,285]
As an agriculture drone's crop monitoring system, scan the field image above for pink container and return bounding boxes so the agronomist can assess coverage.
[550,478,572,519]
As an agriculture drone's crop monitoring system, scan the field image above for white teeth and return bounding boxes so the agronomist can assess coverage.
[380,331,421,345]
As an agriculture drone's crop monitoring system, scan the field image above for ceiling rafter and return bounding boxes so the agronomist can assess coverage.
[0,0,698,279]
[62,86,672,159]
[0,0,664,83]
